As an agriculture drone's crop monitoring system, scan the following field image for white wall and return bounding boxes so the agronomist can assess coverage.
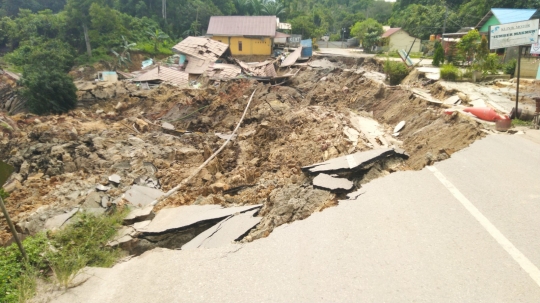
[388,31,421,53]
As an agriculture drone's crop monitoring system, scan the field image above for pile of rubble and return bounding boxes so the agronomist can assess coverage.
[1,56,486,251]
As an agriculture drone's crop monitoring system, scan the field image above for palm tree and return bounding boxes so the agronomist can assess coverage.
[146,29,170,52]
[261,0,286,17]
[251,0,264,15]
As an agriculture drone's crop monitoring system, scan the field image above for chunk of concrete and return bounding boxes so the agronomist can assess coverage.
[302,148,397,174]
[181,209,261,250]
[44,208,79,230]
[137,204,262,234]
[312,173,354,192]
[108,174,121,184]
[124,185,164,207]
[393,121,405,134]
[101,196,109,208]
[96,184,110,191]
[161,122,175,131]
[443,95,461,105]
[124,205,155,224]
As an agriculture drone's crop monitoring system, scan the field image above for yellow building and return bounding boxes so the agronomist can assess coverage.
[207,16,277,56]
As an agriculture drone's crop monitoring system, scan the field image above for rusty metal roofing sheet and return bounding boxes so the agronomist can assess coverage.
[134,66,188,87]
[381,28,401,38]
[207,16,277,37]
[184,56,211,75]
[280,47,302,67]
[233,59,277,77]
[172,36,229,61]
[207,63,241,80]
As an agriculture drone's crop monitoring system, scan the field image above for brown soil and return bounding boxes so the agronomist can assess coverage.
[0,59,486,245]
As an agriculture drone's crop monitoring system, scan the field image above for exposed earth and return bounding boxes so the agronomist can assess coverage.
[1,55,500,248]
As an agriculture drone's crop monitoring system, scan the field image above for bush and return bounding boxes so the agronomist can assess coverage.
[482,53,501,74]
[503,59,517,77]
[432,42,444,66]
[440,64,460,81]
[21,67,78,115]
[329,33,341,41]
[384,60,410,85]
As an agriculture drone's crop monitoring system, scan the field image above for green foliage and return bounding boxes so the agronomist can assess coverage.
[351,18,383,52]
[440,64,461,81]
[111,35,137,69]
[457,29,480,65]
[481,53,501,74]
[0,188,9,200]
[432,42,444,67]
[146,28,170,51]
[329,33,341,41]
[384,60,409,85]
[0,233,49,303]
[21,67,77,115]
[503,59,517,77]
[0,211,126,302]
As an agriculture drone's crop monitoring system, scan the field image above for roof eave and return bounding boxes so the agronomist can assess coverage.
[475,11,494,29]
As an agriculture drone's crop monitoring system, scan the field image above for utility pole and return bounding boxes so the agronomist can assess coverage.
[442,5,448,51]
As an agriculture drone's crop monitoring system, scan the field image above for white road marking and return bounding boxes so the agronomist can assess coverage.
[428,165,540,288]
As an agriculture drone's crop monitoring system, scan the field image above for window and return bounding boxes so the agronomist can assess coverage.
[238,41,243,51]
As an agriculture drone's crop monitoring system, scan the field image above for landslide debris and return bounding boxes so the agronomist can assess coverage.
[0,59,485,245]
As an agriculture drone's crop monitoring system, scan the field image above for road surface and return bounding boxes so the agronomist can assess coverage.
[51,132,540,303]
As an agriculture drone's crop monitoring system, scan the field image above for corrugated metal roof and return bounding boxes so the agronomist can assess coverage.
[184,56,210,75]
[207,16,277,37]
[207,63,242,80]
[476,8,539,29]
[382,28,401,38]
[275,31,290,38]
[172,36,229,61]
[493,8,537,24]
[134,66,188,87]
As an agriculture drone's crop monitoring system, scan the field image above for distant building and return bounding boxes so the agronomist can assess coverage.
[381,28,421,53]
[206,16,277,56]
[476,8,540,34]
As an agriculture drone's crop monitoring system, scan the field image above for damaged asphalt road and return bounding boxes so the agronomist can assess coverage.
[48,134,540,303]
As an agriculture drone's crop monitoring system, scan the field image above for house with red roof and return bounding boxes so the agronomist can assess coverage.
[381,27,421,53]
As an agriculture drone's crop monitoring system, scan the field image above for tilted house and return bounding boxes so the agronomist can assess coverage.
[381,28,421,53]
[206,16,277,55]
[171,36,231,75]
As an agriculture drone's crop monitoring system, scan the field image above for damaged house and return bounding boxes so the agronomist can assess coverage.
[207,16,277,56]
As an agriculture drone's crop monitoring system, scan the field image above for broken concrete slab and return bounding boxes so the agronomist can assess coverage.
[136,204,262,234]
[124,205,155,225]
[302,148,401,174]
[44,208,79,230]
[101,196,109,208]
[161,122,175,131]
[124,185,164,208]
[312,173,354,192]
[181,209,261,250]
[96,184,110,191]
[349,112,388,148]
[108,174,121,184]
[393,121,406,134]
[346,189,365,200]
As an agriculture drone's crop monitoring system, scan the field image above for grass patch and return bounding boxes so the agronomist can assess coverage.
[512,119,532,126]
[0,210,127,302]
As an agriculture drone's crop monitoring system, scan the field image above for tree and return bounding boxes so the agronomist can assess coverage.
[350,18,382,52]
[21,68,78,115]
[146,28,169,51]
[18,40,77,115]
[457,29,480,65]
[432,41,444,67]
[261,1,286,17]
